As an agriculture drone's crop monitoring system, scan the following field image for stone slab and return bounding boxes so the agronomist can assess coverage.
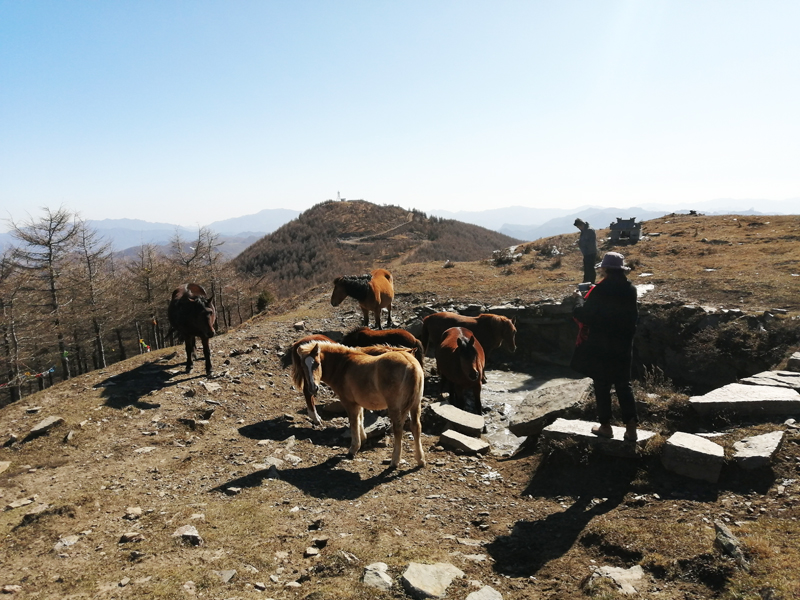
[425,402,485,437]
[466,586,503,600]
[733,430,784,469]
[508,378,592,437]
[30,416,64,436]
[689,383,800,416]
[661,432,724,483]
[786,352,800,372]
[540,418,656,458]
[439,430,489,455]
[739,370,800,391]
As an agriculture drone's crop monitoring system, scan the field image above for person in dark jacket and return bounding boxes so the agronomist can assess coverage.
[574,218,597,283]
[570,252,639,441]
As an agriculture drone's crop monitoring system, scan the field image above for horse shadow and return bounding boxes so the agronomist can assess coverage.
[210,457,418,501]
[96,356,185,409]
[485,453,638,577]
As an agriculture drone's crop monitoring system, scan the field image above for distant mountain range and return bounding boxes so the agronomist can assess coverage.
[1,199,795,255]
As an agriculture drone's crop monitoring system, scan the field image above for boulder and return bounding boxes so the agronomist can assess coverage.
[363,562,393,591]
[661,432,724,483]
[585,565,646,596]
[786,351,800,372]
[29,416,64,437]
[508,378,592,437]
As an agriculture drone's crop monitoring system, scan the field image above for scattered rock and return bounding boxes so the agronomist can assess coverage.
[0,461,10,475]
[124,507,143,520]
[1,585,23,594]
[733,430,784,469]
[304,547,319,557]
[5,496,36,511]
[439,430,489,455]
[133,447,156,454]
[401,562,464,599]
[118,577,130,587]
[119,532,145,543]
[3,434,17,447]
[787,352,800,372]
[29,416,64,437]
[585,565,646,595]
[199,381,221,393]
[293,321,306,330]
[172,525,203,546]
[363,562,393,591]
[53,534,80,552]
[63,430,75,443]
[182,581,196,595]
[215,570,236,583]
[714,520,749,570]
[661,432,724,483]
[466,585,503,600]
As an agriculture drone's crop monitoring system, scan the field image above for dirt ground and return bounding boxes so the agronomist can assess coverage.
[1,213,799,599]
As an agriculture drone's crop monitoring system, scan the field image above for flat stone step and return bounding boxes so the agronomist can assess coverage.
[733,430,785,470]
[739,370,800,391]
[690,383,800,416]
[540,418,655,457]
[439,430,490,455]
[425,402,484,437]
[661,432,724,483]
[786,351,800,372]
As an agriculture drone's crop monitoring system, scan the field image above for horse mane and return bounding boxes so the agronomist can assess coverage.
[336,274,372,301]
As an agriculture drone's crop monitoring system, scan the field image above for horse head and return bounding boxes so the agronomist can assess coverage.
[299,342,322,395]
[330,277,348,306]
[497,316,517,352]
[456,334,481,382]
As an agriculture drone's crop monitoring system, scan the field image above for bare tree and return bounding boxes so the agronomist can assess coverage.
[9,206,80,380]
[0,251,30,404]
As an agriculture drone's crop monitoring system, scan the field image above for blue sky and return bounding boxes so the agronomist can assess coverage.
[2,1,799,228]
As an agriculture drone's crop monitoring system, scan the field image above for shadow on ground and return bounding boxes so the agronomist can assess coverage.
[486,452,638,577]
[210,456,421,501]
[96,354,187,409]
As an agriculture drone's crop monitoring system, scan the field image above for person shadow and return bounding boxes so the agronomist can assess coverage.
[486,450,639,577]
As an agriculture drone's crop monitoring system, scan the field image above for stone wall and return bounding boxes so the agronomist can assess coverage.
[413,299,799,395]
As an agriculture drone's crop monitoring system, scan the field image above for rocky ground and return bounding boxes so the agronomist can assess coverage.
[2,212,800,599]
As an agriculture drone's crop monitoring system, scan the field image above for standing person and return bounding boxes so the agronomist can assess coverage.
[574,218,597,283]
[570,252,639,441]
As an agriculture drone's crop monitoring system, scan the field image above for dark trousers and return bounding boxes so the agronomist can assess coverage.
[593,377,637,425]
[582,254,597,283]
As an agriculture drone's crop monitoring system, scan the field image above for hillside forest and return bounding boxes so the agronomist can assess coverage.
[0,201,519,404]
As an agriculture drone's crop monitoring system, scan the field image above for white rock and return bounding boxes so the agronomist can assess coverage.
[466,585,503,600]
[363,562,393,590]
[588,565,646,595]
[401,562,464,599]
[426,402,485,437]
[30,416,64,436]
[439,429,489,455]
[733,430,784,469]
[690,382,800,416]
[661,432,724,483]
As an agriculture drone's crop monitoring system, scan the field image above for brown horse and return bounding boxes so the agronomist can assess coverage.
[286,335,417,427]
[341,326,424,366]
[285,334,334,426]
[168,283,216,376]
[435,327,486,414]
[420,312,516,359]
[296,341,425,468]
[331,268,394,329]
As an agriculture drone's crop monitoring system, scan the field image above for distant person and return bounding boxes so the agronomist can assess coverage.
[574,218,597,283]
[570,252,639,441]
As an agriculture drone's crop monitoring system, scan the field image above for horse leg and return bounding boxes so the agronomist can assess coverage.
[408,402,426,467]
[385,304,393,328]
[200,336,212,377]
[361,306,371,328]
[184,337,195,373]
[389,411,404,469]
[344,403,364,458]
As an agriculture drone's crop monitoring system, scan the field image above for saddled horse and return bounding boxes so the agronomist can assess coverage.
[435,327,486,414]
[341,326,424,366]
[331,268,394,329]
[296,341,425,469]
[420,312,516,360]
[168,283,216,376]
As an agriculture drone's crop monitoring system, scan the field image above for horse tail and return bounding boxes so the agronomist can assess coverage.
[413,339,425,367]
[420,319,430,354]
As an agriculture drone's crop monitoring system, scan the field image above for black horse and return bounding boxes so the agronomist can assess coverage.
[168,283,216,376]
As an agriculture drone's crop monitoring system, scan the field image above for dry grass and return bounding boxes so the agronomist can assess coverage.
[1,212,799,599]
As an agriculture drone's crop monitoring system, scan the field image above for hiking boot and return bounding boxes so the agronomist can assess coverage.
[591,423,613,438]
[624,421,638,442]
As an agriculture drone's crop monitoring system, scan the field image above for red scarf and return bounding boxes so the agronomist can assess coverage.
[574,284,596,346]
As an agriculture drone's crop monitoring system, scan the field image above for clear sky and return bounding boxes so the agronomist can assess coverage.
[2,1,799,228]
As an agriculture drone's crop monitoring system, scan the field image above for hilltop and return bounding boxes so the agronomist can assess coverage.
[0,212,798,600]
[234,200,522,298]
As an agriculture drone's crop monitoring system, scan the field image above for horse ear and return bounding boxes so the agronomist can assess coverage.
[310,343,320,357]
[207,295,215,306]
[467,336,475,348]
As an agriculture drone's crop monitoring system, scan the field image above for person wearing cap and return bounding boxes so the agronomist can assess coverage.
[570,252,639,441]
[574,218,597,284]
